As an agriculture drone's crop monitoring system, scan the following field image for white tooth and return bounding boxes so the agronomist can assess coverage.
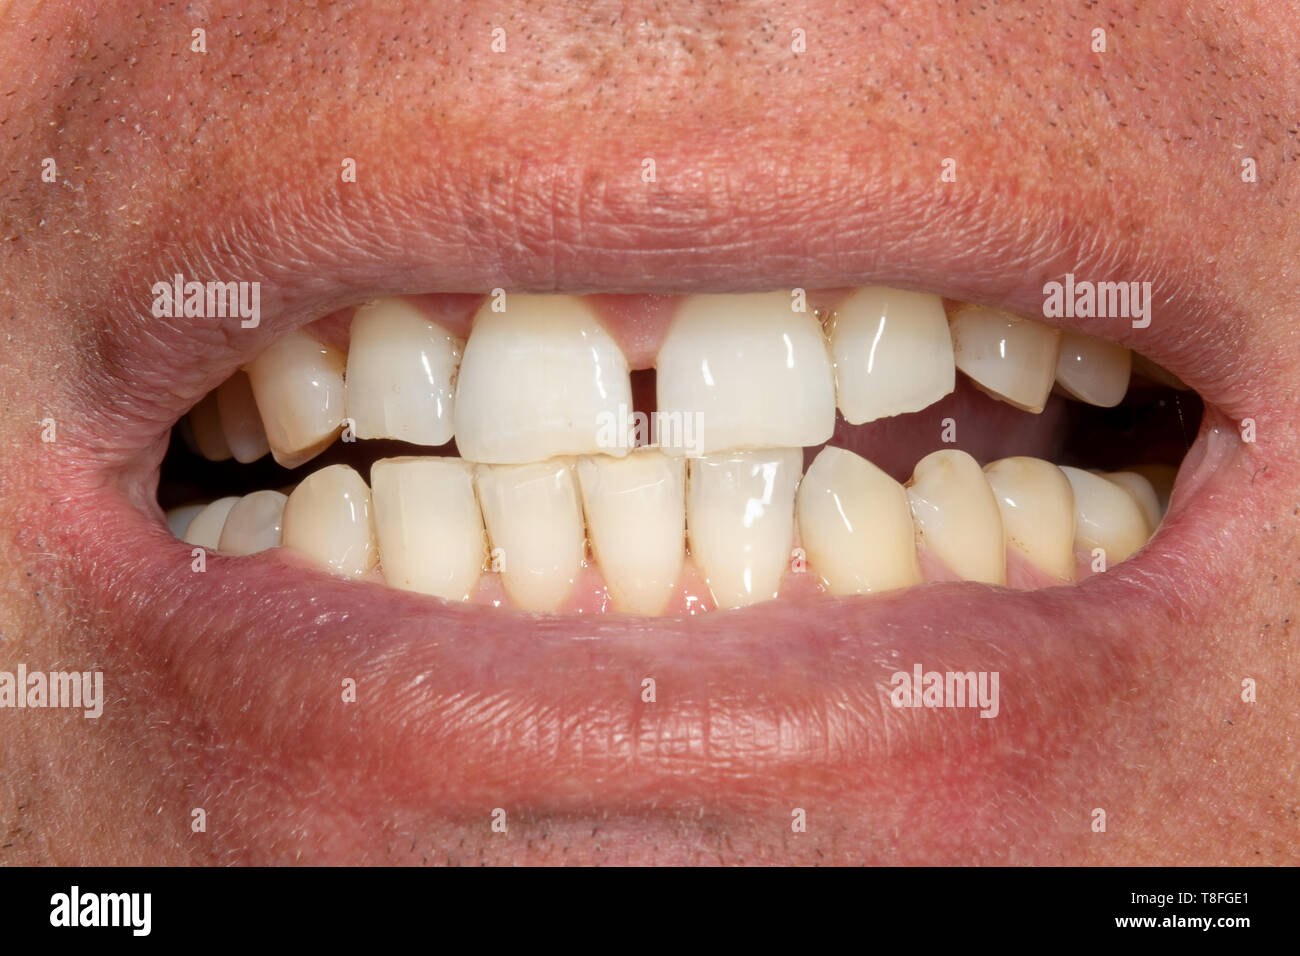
[217,490,288,556]
[686,448,802,608]
[454,295,632,464]
[1059,467,1152,564]
[656,292,835,455]
[475,459,585,612]
[906,450,1005,584]
[280,465,378,577]
[345,298,463,446]
[181,496,239,549]
[216,371,271,463]
[188,392,232,461]
[983,457,1076,581]
[577,449,685,615]
[796,446,921,594]
[1054,332,1131,407]
[244,330,346,468]
[371,456,486,601]
[829,287,955,424]
[949,305,1062,413]
[1103,470,1163,531]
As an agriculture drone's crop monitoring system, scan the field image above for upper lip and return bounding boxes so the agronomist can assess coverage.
[38,151,1268,859]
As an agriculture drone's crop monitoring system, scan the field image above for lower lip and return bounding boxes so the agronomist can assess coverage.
[46,408,1240,859]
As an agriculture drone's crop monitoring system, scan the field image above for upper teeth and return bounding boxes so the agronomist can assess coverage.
[171,287,1166,614]
[453,295,633,464]
[344,297,463,446]
[244,329,346,468]
[828,286,955,424]
[655,292,836,455]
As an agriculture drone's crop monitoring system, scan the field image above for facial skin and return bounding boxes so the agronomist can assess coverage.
[0,0,1297,864]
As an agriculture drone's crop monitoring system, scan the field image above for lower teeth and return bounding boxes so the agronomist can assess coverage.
[169,443,1171,615]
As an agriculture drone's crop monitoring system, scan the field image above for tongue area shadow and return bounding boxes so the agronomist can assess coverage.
[814,376,1070,482]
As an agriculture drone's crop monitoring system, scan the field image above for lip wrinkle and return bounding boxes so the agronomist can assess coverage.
[57,125,1274,474]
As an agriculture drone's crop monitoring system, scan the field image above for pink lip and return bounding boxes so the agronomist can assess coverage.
[32,150,1274,861]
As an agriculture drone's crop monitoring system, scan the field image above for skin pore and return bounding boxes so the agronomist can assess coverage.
[0,0,1297,864]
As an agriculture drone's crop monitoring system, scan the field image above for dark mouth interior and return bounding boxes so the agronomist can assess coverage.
[157,364,1202,511]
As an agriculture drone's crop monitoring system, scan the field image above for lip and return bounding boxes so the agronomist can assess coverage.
[31,137,1275,861]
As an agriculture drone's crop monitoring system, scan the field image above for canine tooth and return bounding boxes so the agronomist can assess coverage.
[907,450,1005,584]
[983,457,1076,581]
[245,330,346,468]
[216,371,271,463]
[1054,332,1131,407]
[217,490,288,556]
[1104,470,1162,530]
[280,465,378,577]
[656,293,835,455]
[949,305,1062,413]
[371,457,486,601]
[166,503,207,539]
[829,287,955,424]
[454,295,632,464]
[577,449,686,615]
[475,459,585,612]
[1059,467,1152,563]
[345,298,463,446]
[188,392,232,461]
[180,497,238,548]
[796,446,921,594]
[686,448,802,608]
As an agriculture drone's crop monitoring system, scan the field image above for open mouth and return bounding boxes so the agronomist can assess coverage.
[161,289,1200,615]
[36,151,1263,860]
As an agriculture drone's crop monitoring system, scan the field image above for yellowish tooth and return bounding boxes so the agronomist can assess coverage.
[1104,470,1162,530]
[181,496,239,549]
[188,391,232,461]
[217,490,288,555]
[829,287,955,424]
[949,305,1062,413]
[1054,332,1131,408]
[1128,463,1176,515]
[1059,467,1152,564]
[796,446,921,594]
[280,465,378,578]
[245,330,346,469]
[577,449,686,615]
[983,457,1076,581]
[656,292,836,455]
[166,503,207,540]
[475,459,586,612]
[216,371,271,463]
[345,298,463,446]
[686,448,802,608]
[906,449,1005,584]
[371,456,486,602]
[454,295,632,464]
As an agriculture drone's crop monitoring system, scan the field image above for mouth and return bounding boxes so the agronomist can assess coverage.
[36,153,1267,861]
